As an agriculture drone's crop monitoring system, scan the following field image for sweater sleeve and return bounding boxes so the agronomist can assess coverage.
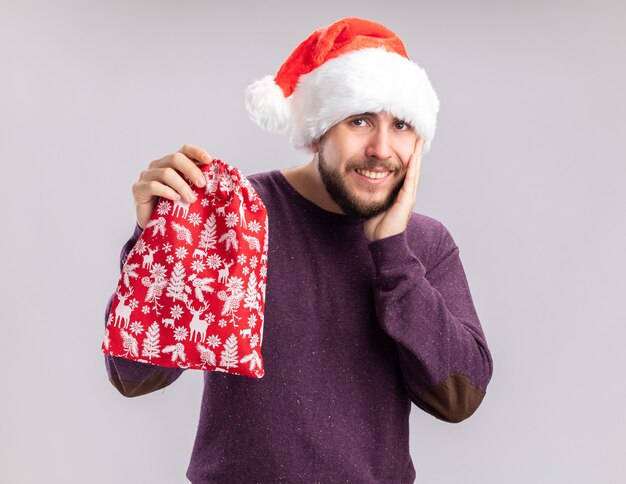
[103,222,185,397]
[367,223,493,423]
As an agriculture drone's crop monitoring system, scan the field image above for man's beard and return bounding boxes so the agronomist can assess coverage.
[317,145,405,219]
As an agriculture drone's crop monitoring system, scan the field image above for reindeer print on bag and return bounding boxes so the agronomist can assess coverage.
[102,159,268,379]
[113,287,134,329]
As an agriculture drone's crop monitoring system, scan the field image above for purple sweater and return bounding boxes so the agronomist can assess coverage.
[104,169,493,483]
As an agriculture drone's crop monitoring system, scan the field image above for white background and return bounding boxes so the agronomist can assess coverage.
[1,0,624,482]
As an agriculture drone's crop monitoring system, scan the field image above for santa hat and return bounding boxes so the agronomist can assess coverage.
[102,159,268,378]
[245,17,440,153]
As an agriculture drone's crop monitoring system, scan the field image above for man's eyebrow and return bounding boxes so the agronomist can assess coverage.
[346,112,412,127]
[393,117,413,127]
[348,112,377,118]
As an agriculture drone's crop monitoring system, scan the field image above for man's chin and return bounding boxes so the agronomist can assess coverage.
[335,194,394,219]
[357,202,393,219]
[348,183,403,218]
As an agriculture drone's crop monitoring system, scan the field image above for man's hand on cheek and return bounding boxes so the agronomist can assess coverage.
[363,137,424,242]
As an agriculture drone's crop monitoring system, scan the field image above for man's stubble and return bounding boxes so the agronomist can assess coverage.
[317,144,405,220]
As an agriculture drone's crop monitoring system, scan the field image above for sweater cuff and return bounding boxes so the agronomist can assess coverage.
[366,230,426,273]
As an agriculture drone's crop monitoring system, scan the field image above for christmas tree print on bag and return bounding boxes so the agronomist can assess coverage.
[102,159,268,378]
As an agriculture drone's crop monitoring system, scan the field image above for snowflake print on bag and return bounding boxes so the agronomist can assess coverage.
[102,159,268,378]
[191,259,206,273]
[206,254,221,270]
[134,238,147,255]
[206,334,221,348]
[170,304,184,320]
[188,213,203,227]
[173,326,189,341]
[247,220,261,233]
[129,321,144,335]
[157,200,171,215]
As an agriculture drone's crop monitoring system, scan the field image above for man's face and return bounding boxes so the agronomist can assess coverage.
[314,111,419,219]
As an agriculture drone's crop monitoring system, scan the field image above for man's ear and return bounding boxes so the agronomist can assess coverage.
[311,139,320,153]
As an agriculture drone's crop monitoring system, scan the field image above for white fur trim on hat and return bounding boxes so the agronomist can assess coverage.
[289,47,440,153]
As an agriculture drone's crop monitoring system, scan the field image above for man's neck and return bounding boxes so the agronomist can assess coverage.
[281,161,344,214]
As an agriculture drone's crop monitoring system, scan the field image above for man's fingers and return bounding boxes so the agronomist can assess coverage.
[415,136,425,152]
[168,152,208,189]
[406,137,424,199]
[177,145,213,187]
[154,149,209,190]
[138,180,185,203]
[133,164,201,229]
[179,144,213,164]
[134,144,213,228]
[136,167,198,204]
[133,180,186,230]
[414,139,424,186]
[406,139,421,178]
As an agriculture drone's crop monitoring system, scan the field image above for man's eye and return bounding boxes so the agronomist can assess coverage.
[352,118,366,126]
[395,122,407,130]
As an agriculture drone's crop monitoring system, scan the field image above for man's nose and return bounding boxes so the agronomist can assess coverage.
[364,127,393,160]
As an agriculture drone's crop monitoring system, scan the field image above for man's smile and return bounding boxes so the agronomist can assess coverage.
[355,168,392,179]
[353,168,395,187]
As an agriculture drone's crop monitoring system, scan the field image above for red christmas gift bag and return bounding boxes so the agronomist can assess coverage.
[102,159,268,378]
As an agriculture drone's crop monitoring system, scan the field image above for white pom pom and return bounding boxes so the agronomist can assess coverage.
[244,75,292,134]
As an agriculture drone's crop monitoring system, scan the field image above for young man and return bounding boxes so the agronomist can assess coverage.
[105,18,493,483]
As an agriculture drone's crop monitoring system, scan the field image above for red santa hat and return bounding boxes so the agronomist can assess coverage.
[245,17,440,153]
